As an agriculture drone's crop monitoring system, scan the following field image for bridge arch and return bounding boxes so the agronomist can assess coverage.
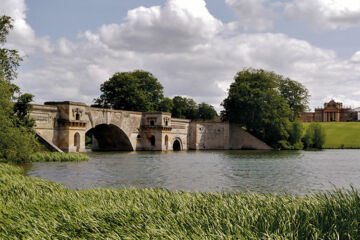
[86,124,134,151]
[173,138,182,151]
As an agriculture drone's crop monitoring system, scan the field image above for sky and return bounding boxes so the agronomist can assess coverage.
[2,0,360,111]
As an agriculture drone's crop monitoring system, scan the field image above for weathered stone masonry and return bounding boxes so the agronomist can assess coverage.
[31,101,271,153]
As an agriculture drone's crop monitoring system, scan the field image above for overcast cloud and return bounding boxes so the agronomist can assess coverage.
[1,0,360,111]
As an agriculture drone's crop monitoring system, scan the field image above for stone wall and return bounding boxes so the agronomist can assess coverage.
[188,122,271,150]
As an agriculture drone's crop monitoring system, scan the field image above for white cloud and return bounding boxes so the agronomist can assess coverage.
[225,0,274,31]
[284,0,360,30]
[3,0,360,112]
[95,0,222,53]
[0,0,52,54]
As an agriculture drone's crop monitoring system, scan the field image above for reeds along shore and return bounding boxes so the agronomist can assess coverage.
[0,163,359,239]
[29,152,89,162]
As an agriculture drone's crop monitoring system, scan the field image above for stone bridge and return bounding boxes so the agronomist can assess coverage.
[31,101,271,153]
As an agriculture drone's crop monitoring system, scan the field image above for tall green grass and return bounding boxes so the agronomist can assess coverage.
[1,163,360,239]
[30,152,89,162]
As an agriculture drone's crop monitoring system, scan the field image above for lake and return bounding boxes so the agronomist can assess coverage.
[22,150,360,195]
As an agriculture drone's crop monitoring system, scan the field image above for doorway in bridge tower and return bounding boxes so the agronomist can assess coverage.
[173,139,182,151]
[74,132,80,152]
[165,135,169,150]
[150,135,156,146]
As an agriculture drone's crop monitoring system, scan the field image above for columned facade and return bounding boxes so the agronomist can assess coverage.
[302,100,355,122]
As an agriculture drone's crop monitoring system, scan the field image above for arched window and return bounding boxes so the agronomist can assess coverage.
[150,135,156,146]
[150,120,155,126]
[74,132,80,152]
[165,135,169,150]
[76,113,80,120]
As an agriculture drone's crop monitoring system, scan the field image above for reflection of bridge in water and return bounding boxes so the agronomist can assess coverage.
[31,101,271,153]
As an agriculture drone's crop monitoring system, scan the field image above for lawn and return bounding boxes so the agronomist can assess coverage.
[1,163,360,239]
[304,122,360,149]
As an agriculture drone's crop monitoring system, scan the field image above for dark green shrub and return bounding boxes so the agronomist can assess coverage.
[302,123,326,149]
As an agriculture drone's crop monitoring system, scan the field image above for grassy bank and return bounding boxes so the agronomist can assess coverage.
[30,152,89,162]
[1,164,360,239]
[304,122,360,149]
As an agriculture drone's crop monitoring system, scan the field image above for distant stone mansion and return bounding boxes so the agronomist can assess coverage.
[301,100,360,122]
[31,101,271,153]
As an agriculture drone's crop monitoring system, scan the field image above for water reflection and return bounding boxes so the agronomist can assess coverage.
[22,150,360,195]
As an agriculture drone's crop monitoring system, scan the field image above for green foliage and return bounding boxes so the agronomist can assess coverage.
[221,69,294,147]
[281,119,304,150]
[171,96,197,119]
[221,68,310,148]
[13,93,35,128]
[302,123,326,149]
[93,70,164,112]
[30,152,89,162]
[0,79,38,164]
[158,97,173,112]
[1,163,360,239]
[171,97,218,120]
[0,16,37,163]
[0,16,22,82]
[278,78,310,120]
[93,70,217,120]
[198,102,218,121]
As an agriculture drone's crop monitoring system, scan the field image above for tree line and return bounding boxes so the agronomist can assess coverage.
[92,70,218,121]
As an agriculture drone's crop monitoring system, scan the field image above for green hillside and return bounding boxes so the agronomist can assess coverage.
[304,122,360,149]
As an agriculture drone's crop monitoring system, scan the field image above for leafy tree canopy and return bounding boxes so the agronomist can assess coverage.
[221,68,309,148]
[93,70,164,112]
[93,72,218,121]
[171,96,198,120]
[0,15,22,82]
[0,16,37,163]
[198,103,218,121]
[278,78,310,120]
[158,97,174,113]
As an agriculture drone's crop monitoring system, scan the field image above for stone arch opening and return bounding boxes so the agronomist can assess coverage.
[76,113,80,120]
[165,135,169,150]
[150,135,156,146]
[173,139,182,151]
[74,132,80,152]
[86,124,133,151]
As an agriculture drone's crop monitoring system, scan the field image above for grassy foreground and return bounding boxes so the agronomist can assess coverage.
[304,122,360,149]
[1,164,360,239]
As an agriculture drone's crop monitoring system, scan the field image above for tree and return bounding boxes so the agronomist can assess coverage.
[0,16,37,163]
[278,78,310,120]
[198,103,218,121]
[93,70,164,112]
[221,68,309,148]
[171,96,199,120]
[302,123,326,149]
[13,93,35,128]
[158,97,173,113]
[0,16,22,82]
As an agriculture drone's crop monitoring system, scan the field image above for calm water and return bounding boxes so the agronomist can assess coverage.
[22,150,360,195]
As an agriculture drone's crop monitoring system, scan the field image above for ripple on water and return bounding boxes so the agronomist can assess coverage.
[22,149,360,195]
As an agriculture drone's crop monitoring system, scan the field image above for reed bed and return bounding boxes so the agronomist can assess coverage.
[0,163,359,239]
[30,152,89,162]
